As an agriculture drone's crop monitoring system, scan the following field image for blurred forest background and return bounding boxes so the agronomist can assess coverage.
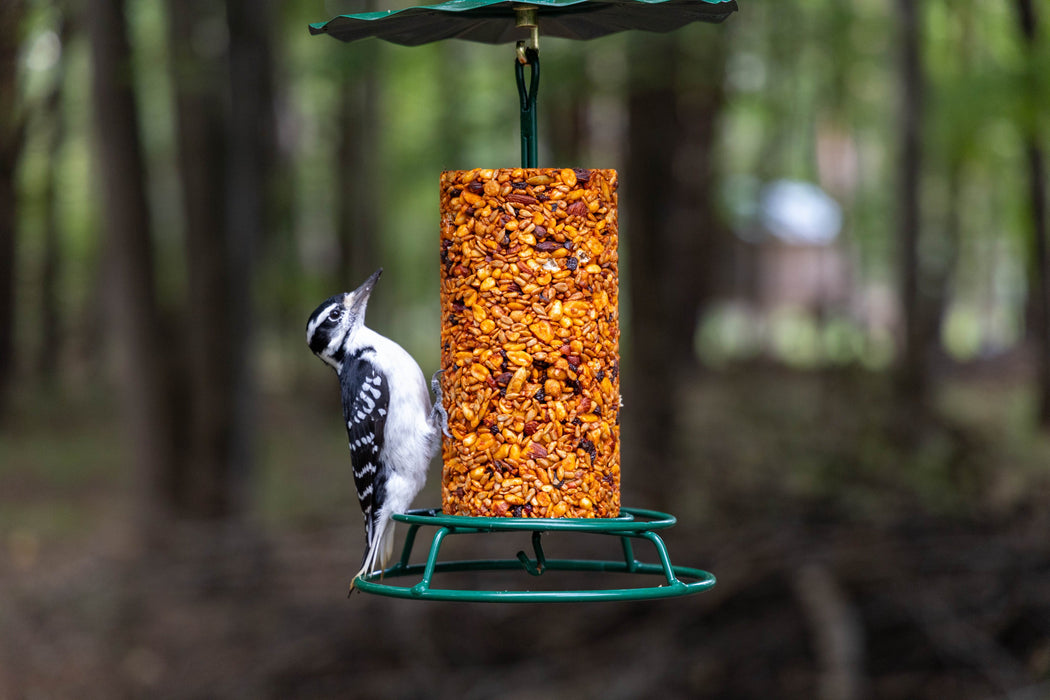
[2,0,1050,697]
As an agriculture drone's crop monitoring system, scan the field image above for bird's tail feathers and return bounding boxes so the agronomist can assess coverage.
[380,522,396,567]
[348,517,395,595]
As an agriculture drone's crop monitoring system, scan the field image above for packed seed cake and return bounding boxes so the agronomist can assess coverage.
[439,168,620,518]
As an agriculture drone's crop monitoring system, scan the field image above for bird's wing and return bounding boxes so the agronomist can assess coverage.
[340,353,389,545]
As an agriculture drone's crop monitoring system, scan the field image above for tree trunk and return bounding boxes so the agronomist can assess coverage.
[163,0,275,517]
[1028,146,1050,429]
[166,0,239,519]
[336,25,380,288]
[86,0,177,535]
[38,13,72,381]
[1014,0,1050,429]
[624,31,727,508]
[0,1,25,421]
[927,159,963,371]
[676,32,730,329]
[894,0,928,429]
[544,52,588,166]
[624,39,678,509]
[224,0,276,511]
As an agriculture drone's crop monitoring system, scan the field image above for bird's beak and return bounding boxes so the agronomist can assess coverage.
[344,268,382,313]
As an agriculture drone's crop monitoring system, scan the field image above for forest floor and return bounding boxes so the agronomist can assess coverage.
[2,363,1050,699]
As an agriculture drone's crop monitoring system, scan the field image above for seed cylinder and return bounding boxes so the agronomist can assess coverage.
[439,168,620,518]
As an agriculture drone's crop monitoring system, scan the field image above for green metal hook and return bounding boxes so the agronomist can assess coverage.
[515,45,539,168]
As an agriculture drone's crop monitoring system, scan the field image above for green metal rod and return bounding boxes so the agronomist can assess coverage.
[620,536,639,573]
[396,523,423,569]
[515,47,539,168]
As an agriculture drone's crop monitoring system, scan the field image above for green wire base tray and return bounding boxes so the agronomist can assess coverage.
[353,506,715,602]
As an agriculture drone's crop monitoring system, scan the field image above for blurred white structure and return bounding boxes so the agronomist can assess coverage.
[742,179,849,312]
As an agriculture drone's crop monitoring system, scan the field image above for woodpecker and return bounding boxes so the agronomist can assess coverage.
[306,268,448,593]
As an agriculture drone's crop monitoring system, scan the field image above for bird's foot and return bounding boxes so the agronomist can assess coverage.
[436,404,451,439]
[347,562,369,597]
[430,369,451,438]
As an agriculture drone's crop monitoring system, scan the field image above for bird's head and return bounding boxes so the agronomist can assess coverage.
[306,268,382,371]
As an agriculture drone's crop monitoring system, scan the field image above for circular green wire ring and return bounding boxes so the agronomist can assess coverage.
[353,507,716,602]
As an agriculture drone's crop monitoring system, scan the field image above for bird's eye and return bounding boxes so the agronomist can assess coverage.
[328,309,342,321]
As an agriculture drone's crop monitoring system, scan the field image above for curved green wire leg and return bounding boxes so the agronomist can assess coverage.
[411,526,451,597]
[639,530,680,586]
[393,522,423,571]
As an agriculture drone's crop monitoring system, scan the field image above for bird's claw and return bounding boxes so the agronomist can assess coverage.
[430,368,445,391]
[438,405,451,439]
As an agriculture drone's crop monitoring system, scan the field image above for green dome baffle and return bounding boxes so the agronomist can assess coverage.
[310,0,735,602]
[309,0,737,46]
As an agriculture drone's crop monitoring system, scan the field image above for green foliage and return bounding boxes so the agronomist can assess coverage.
[10,0,1043,374]
[6,0,1050,526]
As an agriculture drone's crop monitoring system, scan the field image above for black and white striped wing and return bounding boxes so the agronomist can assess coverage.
[339,355,388,544]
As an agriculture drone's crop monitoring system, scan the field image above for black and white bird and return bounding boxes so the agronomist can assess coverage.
[306,268,448,592]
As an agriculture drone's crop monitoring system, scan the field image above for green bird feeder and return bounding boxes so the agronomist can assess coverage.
[311,0,735,602]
